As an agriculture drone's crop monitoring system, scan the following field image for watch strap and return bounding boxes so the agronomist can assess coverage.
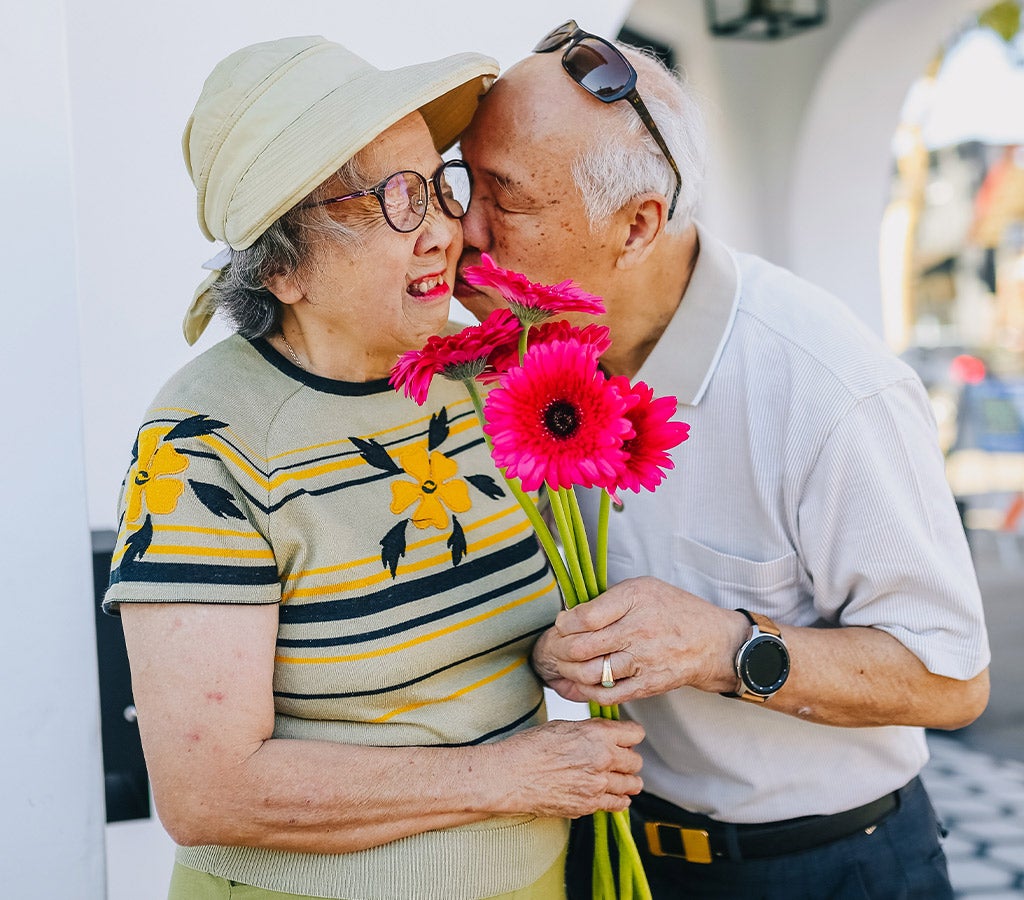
[739,608,782,637]
[724,608,786,703]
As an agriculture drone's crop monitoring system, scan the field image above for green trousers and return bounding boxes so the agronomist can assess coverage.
[167,846,567,900]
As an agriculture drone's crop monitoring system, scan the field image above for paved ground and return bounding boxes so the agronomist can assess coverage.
[925,734,1024,898]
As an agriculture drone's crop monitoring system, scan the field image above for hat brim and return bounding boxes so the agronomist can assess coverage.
[225,52,498,250]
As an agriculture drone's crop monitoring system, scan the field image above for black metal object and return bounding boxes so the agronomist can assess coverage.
[705,0,827,40]
[92,529,150,822]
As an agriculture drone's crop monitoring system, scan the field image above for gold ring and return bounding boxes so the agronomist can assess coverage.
[601,654,615,688]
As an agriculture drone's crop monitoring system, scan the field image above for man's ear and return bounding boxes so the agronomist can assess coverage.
[616,193,667,270]
[264,270,305,306]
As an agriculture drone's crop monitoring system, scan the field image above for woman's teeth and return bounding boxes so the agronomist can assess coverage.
[409,276,444,296]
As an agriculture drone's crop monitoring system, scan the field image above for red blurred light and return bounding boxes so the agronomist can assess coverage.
[949,354,986,384]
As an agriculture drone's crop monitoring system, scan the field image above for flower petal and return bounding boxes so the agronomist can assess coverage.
[145,477,185,516]
[410,495,449,530]
[390,480,422,515]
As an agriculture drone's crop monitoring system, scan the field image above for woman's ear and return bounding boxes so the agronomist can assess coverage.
[616,193,667,270]
[264,270,305,306]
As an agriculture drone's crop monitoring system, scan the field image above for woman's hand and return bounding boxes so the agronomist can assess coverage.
[485,718,645,818]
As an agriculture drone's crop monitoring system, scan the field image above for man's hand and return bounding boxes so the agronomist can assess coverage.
[532,576,991,730]
[533,576,748,704]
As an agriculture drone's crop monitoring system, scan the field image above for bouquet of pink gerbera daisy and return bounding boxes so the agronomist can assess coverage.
[390,254,690,900]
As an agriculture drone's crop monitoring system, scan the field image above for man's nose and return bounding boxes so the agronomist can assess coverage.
[459,203,489,253]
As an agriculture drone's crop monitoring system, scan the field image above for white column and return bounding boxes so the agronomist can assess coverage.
[0,1,107,896]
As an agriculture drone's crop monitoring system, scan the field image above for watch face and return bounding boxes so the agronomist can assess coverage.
[741,634,790,694]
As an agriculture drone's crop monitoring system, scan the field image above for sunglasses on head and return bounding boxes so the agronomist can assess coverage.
[533,20,682,220]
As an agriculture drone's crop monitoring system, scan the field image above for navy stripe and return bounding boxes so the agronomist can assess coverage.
[153,406,480,478]
[278,535,544,627]
[273,627,545,699]
[109,560,279,586]
[277,565,549,648]
[178,436,490,515]
[432,699,545,747]
[250,338,394,395]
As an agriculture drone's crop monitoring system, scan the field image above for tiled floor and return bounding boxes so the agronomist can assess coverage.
[924,733,1024,898]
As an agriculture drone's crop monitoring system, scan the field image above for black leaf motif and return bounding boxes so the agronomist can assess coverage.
[448,515,468,567]
[381,519,409,577]
[165,414,229,442]
[189,479,245,519]
[428,407,450,451]
[123,514,154,566]
[350,436,402,474]
[465,473,506,500]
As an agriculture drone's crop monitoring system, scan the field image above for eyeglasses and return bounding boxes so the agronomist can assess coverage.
[300,159,472,233]
[533,20,682,220]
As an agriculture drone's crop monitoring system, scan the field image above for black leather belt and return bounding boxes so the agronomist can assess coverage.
[634,781,906,864]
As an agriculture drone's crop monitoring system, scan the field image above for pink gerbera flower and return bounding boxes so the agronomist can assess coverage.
[480,320,612,384]
[390,308,521,404]
[608,377,691,493]
[462,253,606,325]
[483,338,634,492]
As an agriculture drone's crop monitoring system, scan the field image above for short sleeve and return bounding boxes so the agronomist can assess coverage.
[103,413,281,613]
[798,378,990,680]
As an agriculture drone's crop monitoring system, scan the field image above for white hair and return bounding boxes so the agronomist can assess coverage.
[571,45,707,235]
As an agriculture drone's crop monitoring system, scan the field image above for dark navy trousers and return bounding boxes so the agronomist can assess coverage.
[566,777,953,899]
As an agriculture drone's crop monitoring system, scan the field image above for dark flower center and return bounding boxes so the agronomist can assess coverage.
[135,470,150,485]
[422,479,438,494]
[544,400,580,439]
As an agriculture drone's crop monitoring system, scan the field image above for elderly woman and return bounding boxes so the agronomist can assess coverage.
[103,36,644,900]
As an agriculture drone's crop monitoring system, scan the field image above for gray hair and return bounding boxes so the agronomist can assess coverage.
[571,45,707,235]
[210,155,371,338]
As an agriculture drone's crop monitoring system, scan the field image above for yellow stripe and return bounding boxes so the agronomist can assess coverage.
[154,524,266,538]
[280,517,534,602]
[112,543,275,564]
[283,504,522,583]
[151,396,474,465]
[193,414,480,492]
[371,658,526,723]
[275,580,554,665]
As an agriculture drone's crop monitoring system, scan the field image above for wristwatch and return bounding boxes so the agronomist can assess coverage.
[723,608,790,703]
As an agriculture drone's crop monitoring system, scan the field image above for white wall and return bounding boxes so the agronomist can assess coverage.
[74,1,632,532]
[0,2,107,897]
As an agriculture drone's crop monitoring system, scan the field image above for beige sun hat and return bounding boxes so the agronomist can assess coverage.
[181,35,499,344]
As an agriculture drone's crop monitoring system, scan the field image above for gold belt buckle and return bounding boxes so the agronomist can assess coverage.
[645,821,713,864]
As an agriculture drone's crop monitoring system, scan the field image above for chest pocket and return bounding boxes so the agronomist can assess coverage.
[670,534,802,618]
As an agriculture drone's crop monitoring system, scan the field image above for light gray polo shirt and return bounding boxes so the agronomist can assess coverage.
[576,224,990,823]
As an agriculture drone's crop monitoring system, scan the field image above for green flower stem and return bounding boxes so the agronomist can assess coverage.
[563,487,599,599]
[546,487,588,607]
[611,809,653,900]
[596,490,611,593]
[592,810,615,899]
[462,379,578,606]
[518,326,530,362]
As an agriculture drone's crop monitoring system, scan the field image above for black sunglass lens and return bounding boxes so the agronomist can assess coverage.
[533,20,578,53]
[562,39,633,100]
[437,163,471,219]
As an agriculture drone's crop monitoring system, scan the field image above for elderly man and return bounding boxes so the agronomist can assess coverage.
[454,20,990,899]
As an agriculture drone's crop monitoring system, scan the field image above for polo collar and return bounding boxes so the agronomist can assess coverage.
[635,222,740,407]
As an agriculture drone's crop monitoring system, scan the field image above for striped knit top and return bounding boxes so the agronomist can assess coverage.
[103,334,567,899]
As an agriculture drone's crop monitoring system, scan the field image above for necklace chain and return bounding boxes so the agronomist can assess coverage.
[281,335,304,370]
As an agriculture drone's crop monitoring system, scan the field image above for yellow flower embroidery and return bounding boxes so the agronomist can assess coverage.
[125,430,190,524]
[390,447,471,530]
